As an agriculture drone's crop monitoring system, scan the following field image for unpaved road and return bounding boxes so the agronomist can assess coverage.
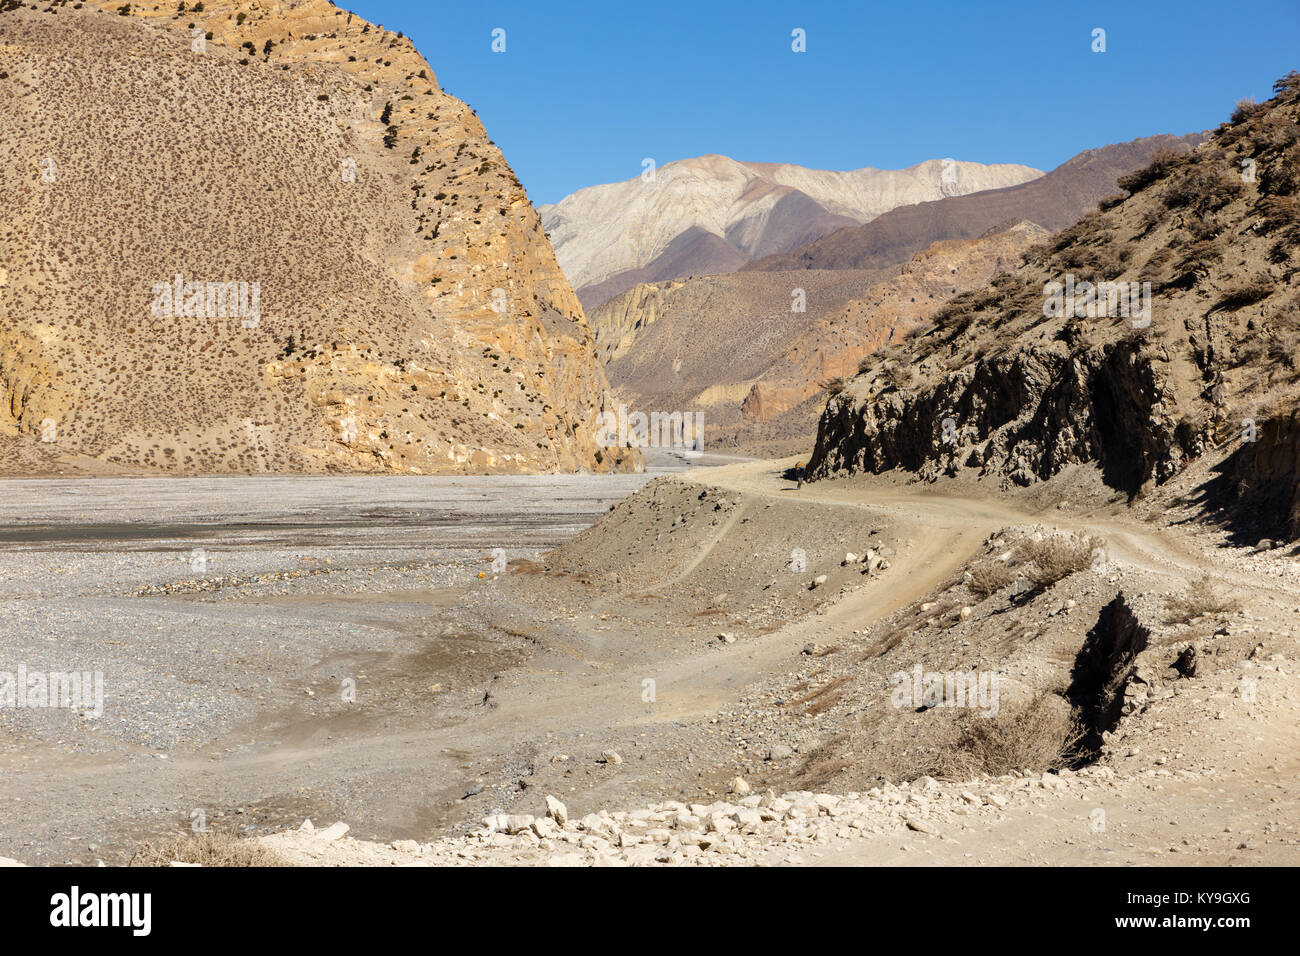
[2,455,1297,865]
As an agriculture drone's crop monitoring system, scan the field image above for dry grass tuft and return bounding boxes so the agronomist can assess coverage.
[925,694,1083,779]
[129,832,290,867]
[1162,574,1242,624]
[1017,536,1097,591]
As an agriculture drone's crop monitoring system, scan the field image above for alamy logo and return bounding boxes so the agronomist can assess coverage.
[50,887,151,936]
[595,404,704,458]
[150,274,261,328]
[0,664,104,718]
[1043,273,1151,329]
[890,663,999,718]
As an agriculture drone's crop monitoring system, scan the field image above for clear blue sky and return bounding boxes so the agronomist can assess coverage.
[344,0,1299,205]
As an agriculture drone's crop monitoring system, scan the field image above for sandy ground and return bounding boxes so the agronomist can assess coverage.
[2,452,1298,866]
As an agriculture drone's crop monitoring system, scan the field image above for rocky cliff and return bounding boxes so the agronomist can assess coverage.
[0,0,637,474]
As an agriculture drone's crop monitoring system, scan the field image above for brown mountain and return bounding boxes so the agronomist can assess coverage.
[0,0,636,475]
[589,221,1045,458]
[810,72,1300,543]
[748,134,1209,275]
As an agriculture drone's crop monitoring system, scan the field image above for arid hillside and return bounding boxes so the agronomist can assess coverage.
[750,134,1207,275]
[740,221,1048,425]
[590,269,891,436]
[0,0,636,475]
[589,223,1044,458]
[810,75,1300,539]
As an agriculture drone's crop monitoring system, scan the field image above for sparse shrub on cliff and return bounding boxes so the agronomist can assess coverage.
[966,560,1017,597]
[1116,147,1189,195]
[1162,164,1244,214]
[819,377,846,397]
[1213,278,1274,313]
[1229,97,1265,125]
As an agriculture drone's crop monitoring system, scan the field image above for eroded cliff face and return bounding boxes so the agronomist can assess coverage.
[1214,403,1300,541]
[0,0,637,474]
[809,74,1300,518]
[813,338,1191,493]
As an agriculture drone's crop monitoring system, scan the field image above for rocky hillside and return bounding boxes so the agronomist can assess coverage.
[588,222,1044,458]
[0,0,636,475]
[541,154,1042,309]
[740,221,1048,425]
[590,268,891,425]
[750,134,1207,274]
[809,74,1300,533]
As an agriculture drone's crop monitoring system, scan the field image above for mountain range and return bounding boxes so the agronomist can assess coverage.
[539,154,1043,309]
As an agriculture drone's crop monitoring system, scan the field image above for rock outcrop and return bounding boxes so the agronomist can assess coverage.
[0,0,637,475]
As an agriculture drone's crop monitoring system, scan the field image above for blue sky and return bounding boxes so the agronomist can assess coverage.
[345,0,1299,205]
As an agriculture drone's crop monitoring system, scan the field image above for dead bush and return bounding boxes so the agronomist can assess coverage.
[1162,574,1242,624]
[1162,164,1245,214]
[881,363,912,390]
[1212,278,1274,313]
[1016,535,1096,590]
[966,560,1017,597]
[919,693,1083,779]
[129,832,290,867]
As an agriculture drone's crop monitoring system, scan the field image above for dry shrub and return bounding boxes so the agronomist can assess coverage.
[790,675,850,714]
[882,363,912,390]
[1163,574,1242,624]
[129,832,290,867]
[1139,246,1175,283]
[793,735,853,788]
[1116,148,1189,195]
[966,559,1017,597]
[927,693,1082,779]
[1017,535,1096,590]
[1257,196,1300,235]
[1162,164,1245,214]
[1213,277,1274,313]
